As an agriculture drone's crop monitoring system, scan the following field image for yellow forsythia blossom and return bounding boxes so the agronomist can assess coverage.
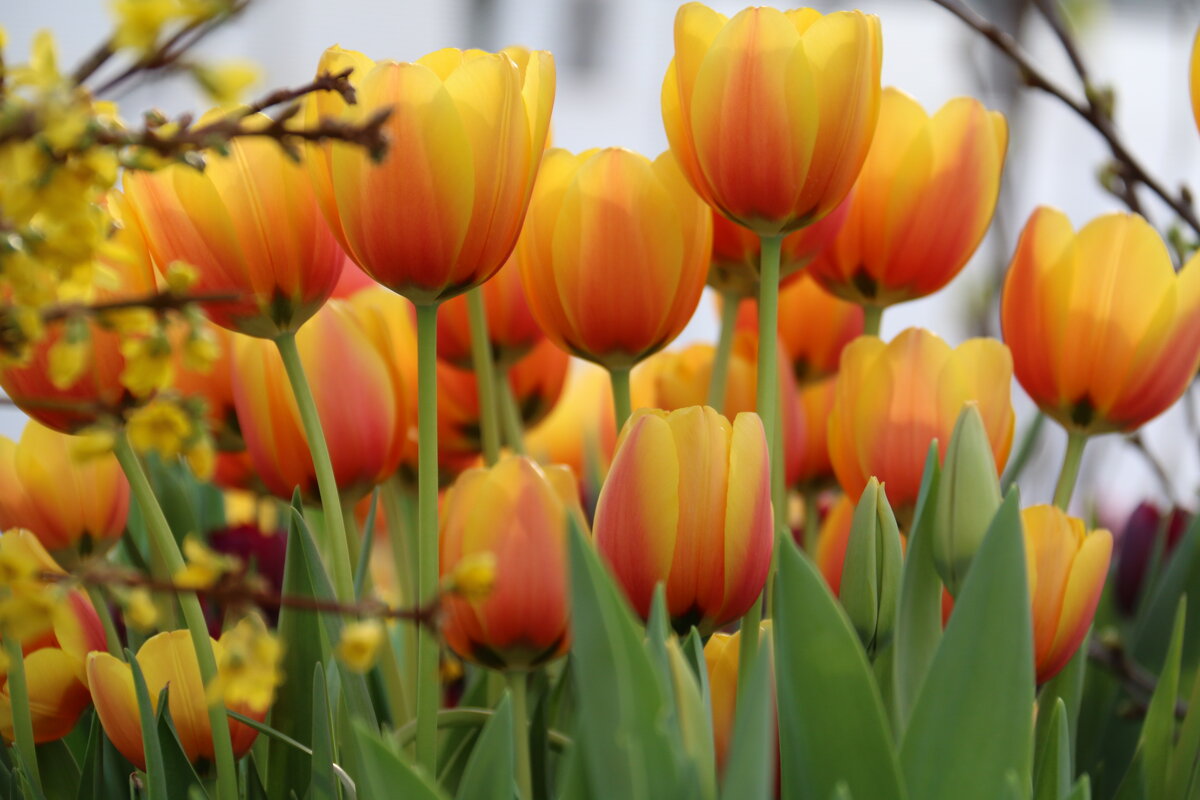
[207,614,283,712]
[120,334,174,397]
[337,620,385,674]
[124,588,159,632]
[174,534,240,589]
[126,400,192,458]
[445,551,497,602]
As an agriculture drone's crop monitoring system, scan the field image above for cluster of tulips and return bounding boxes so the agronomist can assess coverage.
[1,2,1200,799]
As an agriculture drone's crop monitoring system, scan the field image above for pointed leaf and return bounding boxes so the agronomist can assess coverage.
[127,651,167,800]
[1034,699,1071,800]
[352,722,447,800]
[1141,599,1186,799]
[720,635,774,800]
[310,663,338,800]
[455,694,515,800]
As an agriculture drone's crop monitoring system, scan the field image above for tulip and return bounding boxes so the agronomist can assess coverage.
[734,274,864,385]
[308,46,554,305]
[793,379,837,488]
[840,478,903,654]
[705,621,776,782]
[593,406,772,633]
[517,147,711,371]
[1022,505,1113,683]
[230,299,407,500]
[437,251,544,368]
[815,495,856,596]
[1113,503,1190,617]
[1001,209,1200,435]
[87,629,265,769]
[0,531,107,743]
[662,3,881,236]
[806,89,1007,311]
[122,122,344,338]
[828,328,1014,520]
[0,420,129,558]
[440,456,582,669]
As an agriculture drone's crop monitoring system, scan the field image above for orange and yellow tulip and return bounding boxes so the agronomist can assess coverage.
[705,621,776,783]
[87,629,265,769]
[440,456,582,669]
[123,124,345,338]
[230,299,407,500]
[662,3,881,235]
[517,148,711,370]
[807,89,1007,307]
[815,495,856,596]
[0,531,108,743]
[0,420,129,557]
[828,328,1014,517]
[593,406,773,633]
[1001,209,1200,434]
[734,272,864,384]
[793,378,838,488]
[437,252,545,368]
[1022,505,1112,683]
[308,46,554,305]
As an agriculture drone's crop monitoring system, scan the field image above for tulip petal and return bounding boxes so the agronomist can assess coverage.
[87,651,145,768]
[137,630,210,763]
[719,412,773,623]
[1041,529,1112,680]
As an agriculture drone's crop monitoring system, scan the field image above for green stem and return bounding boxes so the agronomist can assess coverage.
[391,706,572,751]
[274,333,355,603]
[508,672,534,800]
[383,477,417,726]
[736,596,761,698]
[1053,431,1088,510]
[497,364,527,455]
[756,235,782,461]
[708,291,740,413]
[4,636,40,792]
[466,288,502,465]
[862,304,883,337]
[113,433,238,800]
[803,486,821,555]
[414,302,442,773]
[609,366,633,434]
[86,585,123,657]
[1002,412,1047,493]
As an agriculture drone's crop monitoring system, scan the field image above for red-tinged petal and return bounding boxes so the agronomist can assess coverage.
[718,411,772,624]
[87,651,144,768]
[137,630,211,763]
[1040,529,1112,682]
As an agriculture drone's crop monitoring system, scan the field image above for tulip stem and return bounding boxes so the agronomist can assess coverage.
[508,671,534,800]
[466,287,503,465]
[862,305,883,337]
[113,432,239,800]
[274,333,355,604]
[87,585,124,657]
[609,366,633,433]
[497,364,527,455]
[1053,431,1088,510]
[708,290,740,412]
[414,302,442,774]
[3,635,40,792]
[756,234,783,467]
[804,486,821,554]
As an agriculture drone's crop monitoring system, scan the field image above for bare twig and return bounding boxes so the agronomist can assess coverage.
[1125,432,1179,507]
[71,40,116,86]
[38,289,241,325]
[929,0,1200,235]
[1089,638,1188,720]
[239,68,358,117]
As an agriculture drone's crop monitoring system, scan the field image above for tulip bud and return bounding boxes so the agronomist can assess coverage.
[840,478,903,655]
[932,404,1002,597]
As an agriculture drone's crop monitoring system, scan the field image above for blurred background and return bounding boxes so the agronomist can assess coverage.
[5,0,1200,522]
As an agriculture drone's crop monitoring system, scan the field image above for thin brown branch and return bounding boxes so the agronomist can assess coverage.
[39,289,241,324]
[1089,638,1188,720]
[929,0,1200,236]
[1031,0,1090,86]
[239,68,357,117]
[72,40,116,86]
[1125,432,1178,507]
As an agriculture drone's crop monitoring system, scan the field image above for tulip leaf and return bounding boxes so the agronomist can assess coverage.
[1035,633,1088,777]
[1033,699,1071,800]
[667,639,717,800]
[352,721,447,800]
[1067,776,1091,800]
[455,694,514,800]
[436,671,488,793]
[772,535,904,800]
[354,488,379,602]
[35,740,80,800]
[892,443,943,732]
[74,714,135,800]
[126,651,168,800]
[310,663,338,800]
[565,516,684,800]
[898,491,1034,799]
[153,691,206,799]
[1167,651,1200,797]
[720,634,774,800]
[1133,513,1200,673]
[1139,599,1186,800]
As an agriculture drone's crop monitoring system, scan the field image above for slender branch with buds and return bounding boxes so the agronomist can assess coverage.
[1089,637,1188,721]
[39,289,242,325]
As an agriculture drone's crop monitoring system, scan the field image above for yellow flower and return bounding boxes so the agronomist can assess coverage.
[124,588,158,633]
[336,620,385,674]
[101,308,157,337]
[110,0,180,52]
[126,400,192,459]
[174,534,240,590]
[47,337,89,390]
[193,61,260,106]
[164,261,199,294]
[70,428,117,461]
[444,551,497,602]
[206,614,283,712]
[185,436,215,481]
[182,330,219,373]
[120,334,174,397]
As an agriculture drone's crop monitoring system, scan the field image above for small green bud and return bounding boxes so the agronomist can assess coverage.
[841,477,903,656]
[933,404,1002,597]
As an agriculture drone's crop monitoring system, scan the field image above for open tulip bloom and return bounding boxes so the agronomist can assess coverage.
[5,3,1200,800]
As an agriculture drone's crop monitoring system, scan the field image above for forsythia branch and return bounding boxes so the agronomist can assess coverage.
[1088,637,1188,720]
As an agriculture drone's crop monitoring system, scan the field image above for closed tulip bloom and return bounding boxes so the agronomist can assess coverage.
[438,251,544,368]
[1022,505,1113,683]
[0,531,107,743]
[662,3,881,235]
[440,456,582,669]
[0,420,129,557]
[707,201,849,299]
[87,629,265,769]
[705,621,776,782]
[593,406,773,633]
[518,148,711,370]
[123,125,344,338]
[807,89,1007,307]
[231,300,407,500]
[793,378,837,487]
[309,45,554,304]
[734,272,864,384]
[1001,209,1200,434]
[828,329,1014,516]
[815,495,856,595]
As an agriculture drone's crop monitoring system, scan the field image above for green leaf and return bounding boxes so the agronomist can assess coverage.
[127,651,167,800]
[455,694,514,800]
[1168,651,1200,797]
[1034,633,1088,777]
[34,740,78,800]
[898,491,1034,799]
[892,443,943,730]
[310,663,338,800]
[1140,599,1186,799]
[154,691,206,799]
[1033,699,1071,800]
[1133,513,1200,673]
[1067,776,1091,800]
[565,516,683,799]
[354,489,379,601]
[773,535,904,800]
[352,722,447,800]
[720,634,773,800]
